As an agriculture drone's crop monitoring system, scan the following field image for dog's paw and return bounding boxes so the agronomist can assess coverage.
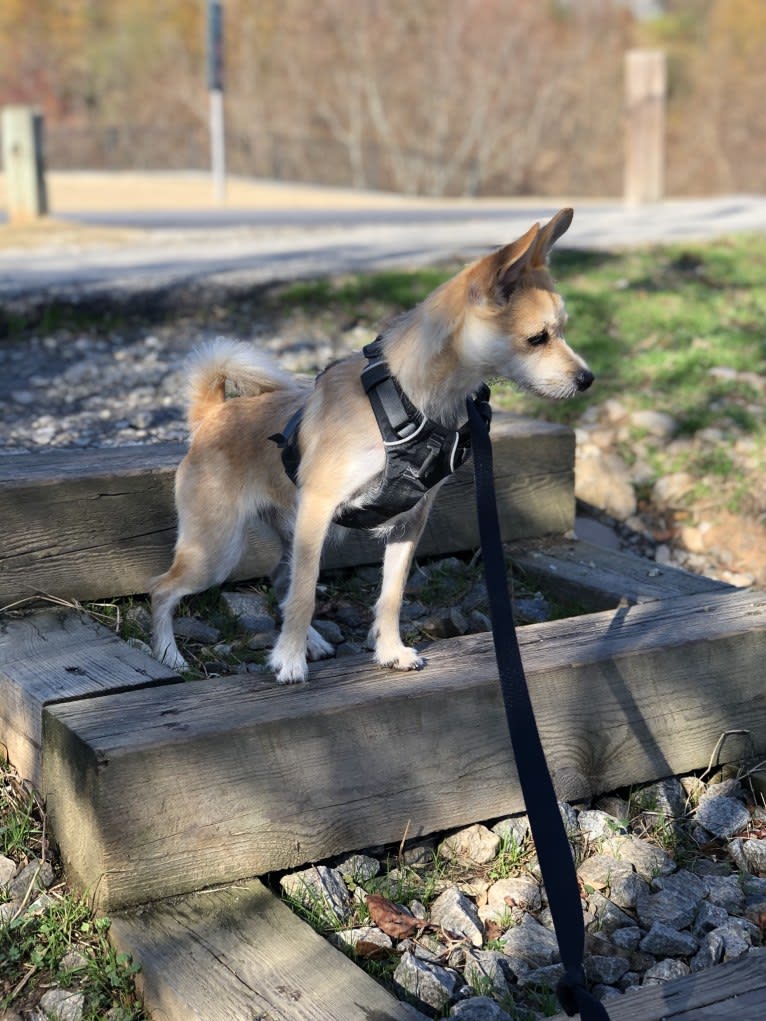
[268,648,309,685]
[154,644,189,673]
[375,644,425,672]
[307,626,335,661]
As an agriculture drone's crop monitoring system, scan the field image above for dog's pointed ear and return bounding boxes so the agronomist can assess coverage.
[472,222,539,302]
[532,207,573,265]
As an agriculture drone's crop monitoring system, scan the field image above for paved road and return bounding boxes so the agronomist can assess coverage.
[2,195,766,299]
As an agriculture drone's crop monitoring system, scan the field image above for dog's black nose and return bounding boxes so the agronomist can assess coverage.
[576,369,595,392]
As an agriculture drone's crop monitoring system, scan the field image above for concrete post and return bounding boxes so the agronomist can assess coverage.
[624,50,666,205]
[2,106,49,221]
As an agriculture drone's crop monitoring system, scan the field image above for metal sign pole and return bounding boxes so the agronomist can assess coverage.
[207,0,226,205]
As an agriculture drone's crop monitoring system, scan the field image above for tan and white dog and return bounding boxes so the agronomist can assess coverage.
[152,208,593,683]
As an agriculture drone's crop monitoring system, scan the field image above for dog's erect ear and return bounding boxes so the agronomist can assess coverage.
[474,222,540,302]
[532,207,573,265]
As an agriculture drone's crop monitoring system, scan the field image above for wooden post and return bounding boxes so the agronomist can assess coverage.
[624,50,666,205]
[1,106,48,221]
[207,0,226,204]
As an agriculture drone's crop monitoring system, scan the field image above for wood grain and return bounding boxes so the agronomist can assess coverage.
[0,608,180,784]
[110,879,426,1021]
[511,538,733,611]
[42,588,766,910]
[0,414,574,605]
[550,947,766,1020]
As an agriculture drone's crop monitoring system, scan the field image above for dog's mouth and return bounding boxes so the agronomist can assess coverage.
[495,372,594,401]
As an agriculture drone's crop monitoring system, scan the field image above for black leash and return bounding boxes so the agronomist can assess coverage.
[466,395,610,1021]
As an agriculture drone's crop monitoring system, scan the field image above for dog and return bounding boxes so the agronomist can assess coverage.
[151,208,593,683]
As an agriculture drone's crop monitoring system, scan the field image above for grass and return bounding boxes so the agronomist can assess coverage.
[0,756,147,1019]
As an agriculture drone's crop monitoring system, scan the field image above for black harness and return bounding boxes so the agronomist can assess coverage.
[270,338,491,530]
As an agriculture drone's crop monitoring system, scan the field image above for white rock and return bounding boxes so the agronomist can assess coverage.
[39,989,85,1021]
[439,824,500,866]
[430,887,484,947]
[575,449,637,520]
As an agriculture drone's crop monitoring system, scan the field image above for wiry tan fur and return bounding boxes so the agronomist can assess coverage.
[152,209,594,683]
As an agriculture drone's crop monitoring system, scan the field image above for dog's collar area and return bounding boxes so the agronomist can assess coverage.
[269,337,491,529]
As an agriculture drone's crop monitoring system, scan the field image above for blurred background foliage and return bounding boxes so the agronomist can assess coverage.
[1,0,765,197]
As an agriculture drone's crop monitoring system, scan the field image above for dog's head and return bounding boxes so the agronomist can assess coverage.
[461,208,594,400]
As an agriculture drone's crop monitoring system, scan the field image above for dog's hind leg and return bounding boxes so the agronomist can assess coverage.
[367,491,435,672]
[151,516,249,672]
[268,490,336,684]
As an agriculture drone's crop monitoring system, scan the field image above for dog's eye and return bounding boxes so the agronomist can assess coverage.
[528,330,549,347]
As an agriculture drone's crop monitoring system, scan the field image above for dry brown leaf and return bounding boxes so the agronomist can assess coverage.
[354,938,393,960]
[366,893,423,939]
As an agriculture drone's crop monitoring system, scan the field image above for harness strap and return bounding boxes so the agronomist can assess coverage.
[466,395,610,1021]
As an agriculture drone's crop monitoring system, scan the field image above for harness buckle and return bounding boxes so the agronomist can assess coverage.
[416,433,445,480]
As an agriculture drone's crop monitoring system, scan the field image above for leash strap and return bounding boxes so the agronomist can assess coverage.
[466,396,609,1021]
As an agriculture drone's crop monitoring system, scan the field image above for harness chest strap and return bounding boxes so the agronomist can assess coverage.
[269,338,491,528]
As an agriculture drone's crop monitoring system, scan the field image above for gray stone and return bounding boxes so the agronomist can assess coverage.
[393,951,462,1013]
[577,854,632,892]
[39,989,85,1021]
[329,926,392,953]
[335,853,380,883]
[517,962,565,990]
[636,871,706,931]
[430,887,484,947]
[502,915,561,968]
[9,859,55,901]
[576,448,637,520]
[633,778,687,820]
[639,921,698,957]
[172,616,221,643]
[463,948,513,999]
[691,930,725,971]
[492,816,530,849]
[0,855,15,888]
[585,954,630,986]
[643,959,690,984]
[578,810,626,842]
[601,835,673,880]
[586,891,636,935]
[629,410,678,438]
[311,618,345,645]
[439,824,500,866]
[450,996,513,1020]
[594,796,630,822]
[742,838,766,874]
[704,874,746,914]
[559,801,579,838]
[692,901,729,937]
[279,864,350,922]
[695,796,751,839]
[609,871,649,911]
[483,876,541,921]
[610,926,643,951]
[713,924,750,961]
[220,590,273,630]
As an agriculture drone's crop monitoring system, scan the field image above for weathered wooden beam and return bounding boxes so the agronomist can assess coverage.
[511,538,733,612]
[0,608,180,785]
[550,946,766,1020]
[42,588,766,910]
[0,413,574,607]
[110,878,427,1021]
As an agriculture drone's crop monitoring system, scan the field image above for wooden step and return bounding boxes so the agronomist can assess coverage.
[41,587,766,911]
[110,879,427,1021]
[511,537,734,611]
[0,413,574,607]
[0,607,180,785]
[550,947,766,1020]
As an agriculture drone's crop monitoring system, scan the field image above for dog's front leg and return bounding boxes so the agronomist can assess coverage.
[269,490,336,684]
[368,493,434,672]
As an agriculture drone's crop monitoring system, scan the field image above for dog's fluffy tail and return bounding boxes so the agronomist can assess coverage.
[185,338,298,430]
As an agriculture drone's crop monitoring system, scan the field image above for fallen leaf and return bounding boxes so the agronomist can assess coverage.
[484,919,503,943]
[366,893,423,939]
[354,938,393,960]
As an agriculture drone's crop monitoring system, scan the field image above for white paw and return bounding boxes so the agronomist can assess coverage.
[375,643,425,672]
[307,626,335,661]
[268,646,309,685]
